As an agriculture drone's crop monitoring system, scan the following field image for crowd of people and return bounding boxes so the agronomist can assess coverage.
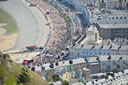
[24,0,68,65]
[27,0,67,56]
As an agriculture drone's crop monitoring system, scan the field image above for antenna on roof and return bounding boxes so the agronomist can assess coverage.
[91,45,95,49]
[118,46,121,49]
[49,63,54,68]
[107,55,111,60]
[100,44,103,49]
[119,57,122,60]
[109,45,112,49]
[69,60,73,64]
[81,44,84,48]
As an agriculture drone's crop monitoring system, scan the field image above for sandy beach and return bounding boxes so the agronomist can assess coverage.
[0,0,68,63]
[0,28,18,51]
[0,0,50,50]
[28,0,67,56]
[0,0,51,62]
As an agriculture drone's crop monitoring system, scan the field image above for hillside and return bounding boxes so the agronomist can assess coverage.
[0,52,49,85]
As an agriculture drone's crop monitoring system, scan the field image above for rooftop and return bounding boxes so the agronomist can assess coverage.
[87,69,128,85]
[110,10,128,16]
[83,67,90,71]
[99,24,128,29]
[99,55,128,61]
[87,55,128,62]
[36,58,86,71]
[72,44,124,50]
[87,25,98,32]
[89,8,128,18]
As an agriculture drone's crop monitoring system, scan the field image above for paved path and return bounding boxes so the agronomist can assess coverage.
[28,0,67,55]
[0,0,50,50]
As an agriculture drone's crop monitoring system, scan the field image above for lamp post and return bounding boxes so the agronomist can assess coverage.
[119,57,122,71]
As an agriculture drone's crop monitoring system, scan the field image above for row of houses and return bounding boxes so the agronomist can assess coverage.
[87,69,128,85]
[35,55,128,81]
[68,44,128,59]
[35,58,88,81]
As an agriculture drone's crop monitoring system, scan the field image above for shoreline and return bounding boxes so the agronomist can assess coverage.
[24,0,52,48]
[36,5,52,48]
[0,0,50,52]
[29,0,67,56]
[0,28,18,52]
[0,8,19,52]
[21,0,51,48]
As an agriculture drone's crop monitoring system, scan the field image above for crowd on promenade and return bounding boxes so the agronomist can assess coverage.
[27,0,67,56]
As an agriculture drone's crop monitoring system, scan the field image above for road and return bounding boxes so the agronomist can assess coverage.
[52,0,82,35]
[0,0,50,50]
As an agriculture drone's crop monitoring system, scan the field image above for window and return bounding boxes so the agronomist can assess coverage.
[112,17,115,19]
[116,17,118,19]
[124,16,127,19]
[120,17,122,19]
[109,17,111,19]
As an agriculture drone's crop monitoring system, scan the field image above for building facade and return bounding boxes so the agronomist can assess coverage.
[86,70,128,85]
[82,1,128,40]
[97,24,128,40]
[68,44,128,59]
[35,58,87,80]
[87,55,128,73]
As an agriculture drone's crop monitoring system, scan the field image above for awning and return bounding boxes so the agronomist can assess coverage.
[24,57,33,61]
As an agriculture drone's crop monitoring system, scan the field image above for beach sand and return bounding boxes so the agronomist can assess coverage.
[0,0,50,50]
[0,28,18,52]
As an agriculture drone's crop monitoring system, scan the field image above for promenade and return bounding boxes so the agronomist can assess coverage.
[28,0,67,55]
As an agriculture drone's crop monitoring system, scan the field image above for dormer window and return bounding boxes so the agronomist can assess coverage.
[124,16,127,19]
[112,17,114,19]
[120,17,122,19]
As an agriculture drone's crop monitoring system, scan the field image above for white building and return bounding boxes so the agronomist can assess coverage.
[80,24,102,45]
[68,44,111,59]
[68,44,128,59]
[35,58,87,80]
[86,70,128,85]
[84,3,128,40]
[70,0,128,40]
[86,55,128,73]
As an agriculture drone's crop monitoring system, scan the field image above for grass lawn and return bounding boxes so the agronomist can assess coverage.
[0,8,17,34]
